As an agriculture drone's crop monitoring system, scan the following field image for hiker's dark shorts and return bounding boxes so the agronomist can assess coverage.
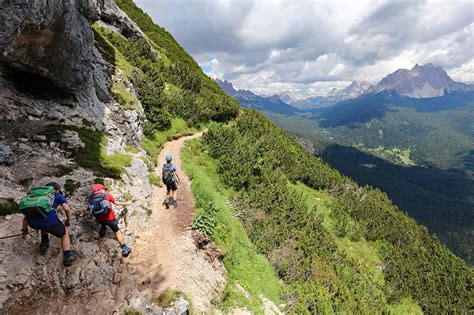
[100,219,120,232]
[166,182,178,192]
[41,222,66,238]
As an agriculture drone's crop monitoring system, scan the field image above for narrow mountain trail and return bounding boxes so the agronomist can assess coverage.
[129,132,226,312]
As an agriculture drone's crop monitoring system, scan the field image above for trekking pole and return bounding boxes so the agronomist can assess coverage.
[0,232,30,240]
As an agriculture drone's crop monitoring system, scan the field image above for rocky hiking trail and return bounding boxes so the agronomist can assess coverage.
[0,132,226,314]
[129,132,227,312]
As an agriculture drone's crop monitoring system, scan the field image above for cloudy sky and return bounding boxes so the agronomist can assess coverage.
[136,0,473,98]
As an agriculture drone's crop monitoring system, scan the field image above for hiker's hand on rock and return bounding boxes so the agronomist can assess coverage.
[64,219,71,227]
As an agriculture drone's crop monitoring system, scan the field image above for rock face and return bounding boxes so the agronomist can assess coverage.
[366,63,473,98]
[0,0,166,314]
[330,81,370,101]
[0,0,101,92]
[0,145,12,165]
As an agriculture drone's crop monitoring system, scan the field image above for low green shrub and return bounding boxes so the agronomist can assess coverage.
[148,172,160,186]
[151,289,182,308]
[102,152,132,178]
[125,145,140,154]
[0,198,19,216]
[192,212,217,237]
[55,164,78,177]
[64,179,80,197]
[122,192,133,201]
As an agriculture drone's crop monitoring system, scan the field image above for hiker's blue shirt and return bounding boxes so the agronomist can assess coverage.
[161,163,177,172]
[26,193,67,229]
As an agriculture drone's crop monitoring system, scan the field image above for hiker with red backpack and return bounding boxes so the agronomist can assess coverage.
[160,154,181,208]
[19,182,77,267]
[86,184,132,257]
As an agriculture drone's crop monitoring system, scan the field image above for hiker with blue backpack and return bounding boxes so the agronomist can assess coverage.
[160,154,181,209]
[19,182,77,267]
[86,184,132,257]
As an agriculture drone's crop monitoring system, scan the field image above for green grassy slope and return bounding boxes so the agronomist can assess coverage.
[182,139,283,313]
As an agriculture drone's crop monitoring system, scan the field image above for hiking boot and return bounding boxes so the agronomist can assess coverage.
[173,200,178,208]
[39,241,49,255]
[121,244,132,257]
[63,250,77,267]
[99,225,107,237]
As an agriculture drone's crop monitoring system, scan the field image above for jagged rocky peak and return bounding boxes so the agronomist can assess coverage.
[322,81,370,102]
[334,81,370,99]
[214,78,237,95]
[277,91,298,104]
[326,87,339,97]
[368,63,471,98]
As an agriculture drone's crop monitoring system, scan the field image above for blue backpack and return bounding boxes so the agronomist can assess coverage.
[88,193,110,217]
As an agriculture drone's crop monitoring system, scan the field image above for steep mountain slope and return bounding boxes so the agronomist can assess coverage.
[198,110,473,313]
[215,78,298,115]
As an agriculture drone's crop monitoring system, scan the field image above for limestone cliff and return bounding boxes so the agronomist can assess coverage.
[0,1,170,313]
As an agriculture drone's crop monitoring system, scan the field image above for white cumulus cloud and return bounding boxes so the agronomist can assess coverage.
[136,0,474,98]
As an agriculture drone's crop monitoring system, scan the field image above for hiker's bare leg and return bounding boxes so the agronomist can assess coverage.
[172,190,177,201]
[61,233,71,251]
[115,231,125,246]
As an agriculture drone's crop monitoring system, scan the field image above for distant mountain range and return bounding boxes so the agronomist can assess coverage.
[216,64,473,113]
[214,78,298,115]
[292,81,371,109]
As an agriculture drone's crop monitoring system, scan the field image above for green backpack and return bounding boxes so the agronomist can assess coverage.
[19,186,56,217]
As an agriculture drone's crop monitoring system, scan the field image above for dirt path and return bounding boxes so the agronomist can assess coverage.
[129,132,226,312]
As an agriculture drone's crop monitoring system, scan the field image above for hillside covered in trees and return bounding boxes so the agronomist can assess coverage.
[196,111,473,313]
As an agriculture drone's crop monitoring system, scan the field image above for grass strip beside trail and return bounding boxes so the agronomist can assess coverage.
[182,138,283,314]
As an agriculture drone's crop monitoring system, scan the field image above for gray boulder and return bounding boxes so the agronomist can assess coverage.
[61,130,85,150]
[0,145,13,165]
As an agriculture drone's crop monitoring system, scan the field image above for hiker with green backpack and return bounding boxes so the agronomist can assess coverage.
[160,154,181,208]
[19,182,77,267]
